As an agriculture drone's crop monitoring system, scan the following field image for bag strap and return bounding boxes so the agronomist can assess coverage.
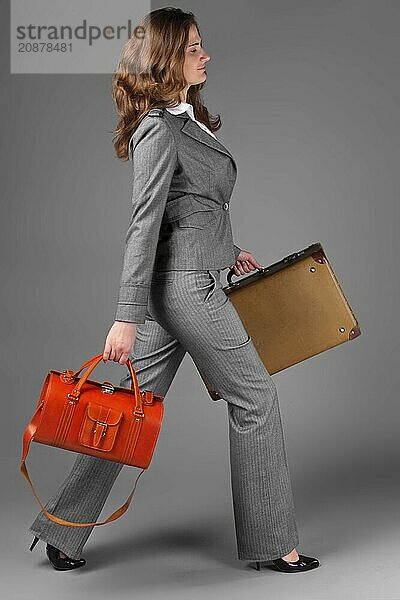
[20,399,145,527]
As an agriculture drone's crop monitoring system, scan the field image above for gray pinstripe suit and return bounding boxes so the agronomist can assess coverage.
[28,107,300,562]
[114,107,242,324]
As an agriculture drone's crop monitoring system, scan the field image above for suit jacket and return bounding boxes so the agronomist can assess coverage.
[115,107,242,324]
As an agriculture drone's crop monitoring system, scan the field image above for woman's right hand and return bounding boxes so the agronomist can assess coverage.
[103,321,137,365]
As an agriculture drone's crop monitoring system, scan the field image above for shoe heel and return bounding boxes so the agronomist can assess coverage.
[29,536,39,551]
[255,561,261,571]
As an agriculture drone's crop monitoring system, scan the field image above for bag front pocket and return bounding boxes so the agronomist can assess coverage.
[78,402,123,452]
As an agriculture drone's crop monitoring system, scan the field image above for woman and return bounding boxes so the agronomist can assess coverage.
[28,7,320,574]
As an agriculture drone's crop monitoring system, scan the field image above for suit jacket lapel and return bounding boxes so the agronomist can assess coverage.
[174,112,237,174]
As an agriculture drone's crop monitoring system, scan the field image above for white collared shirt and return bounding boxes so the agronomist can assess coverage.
[165,101,217,139]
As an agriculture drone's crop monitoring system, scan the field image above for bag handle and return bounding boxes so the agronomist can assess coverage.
[63,354,149,399]
[20,354,147,527]
[67,354,143,415]
[73,354,136,388]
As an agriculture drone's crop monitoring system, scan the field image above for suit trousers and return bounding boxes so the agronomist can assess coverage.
[28,269,300,561]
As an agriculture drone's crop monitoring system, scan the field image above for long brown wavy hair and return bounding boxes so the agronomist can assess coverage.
[111,6,222,161]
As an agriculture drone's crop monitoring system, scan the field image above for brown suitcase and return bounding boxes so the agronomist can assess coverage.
[198,242,361,400]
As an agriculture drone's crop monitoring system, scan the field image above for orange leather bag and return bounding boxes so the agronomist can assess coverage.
[20,353,164,527]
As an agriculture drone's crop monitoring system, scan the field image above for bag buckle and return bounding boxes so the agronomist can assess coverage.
[93,420,108,437]
[67,389,80,404]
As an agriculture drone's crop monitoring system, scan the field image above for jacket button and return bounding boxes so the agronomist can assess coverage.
[222,202,229,210]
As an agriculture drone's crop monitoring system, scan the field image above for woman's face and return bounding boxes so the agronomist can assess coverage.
[183,24,210,87]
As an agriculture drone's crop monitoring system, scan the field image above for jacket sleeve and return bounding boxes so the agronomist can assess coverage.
[115,118,178,324]
[233,244,241,259]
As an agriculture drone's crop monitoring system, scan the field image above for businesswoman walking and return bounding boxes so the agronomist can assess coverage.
[28,7,320,573]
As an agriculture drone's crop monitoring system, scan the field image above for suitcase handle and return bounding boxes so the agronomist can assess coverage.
[227,267,265,286]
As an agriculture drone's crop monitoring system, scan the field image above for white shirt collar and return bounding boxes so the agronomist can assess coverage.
[165,101,216,139]
[165,101,195,119]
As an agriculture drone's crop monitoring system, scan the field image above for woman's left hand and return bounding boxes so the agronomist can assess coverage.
[229,250,264,276]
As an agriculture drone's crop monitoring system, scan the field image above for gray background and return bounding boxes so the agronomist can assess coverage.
[2,1,399,598]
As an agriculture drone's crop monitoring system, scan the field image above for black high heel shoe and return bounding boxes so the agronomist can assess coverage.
[29,536,86,571]
[255,553,320,573]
